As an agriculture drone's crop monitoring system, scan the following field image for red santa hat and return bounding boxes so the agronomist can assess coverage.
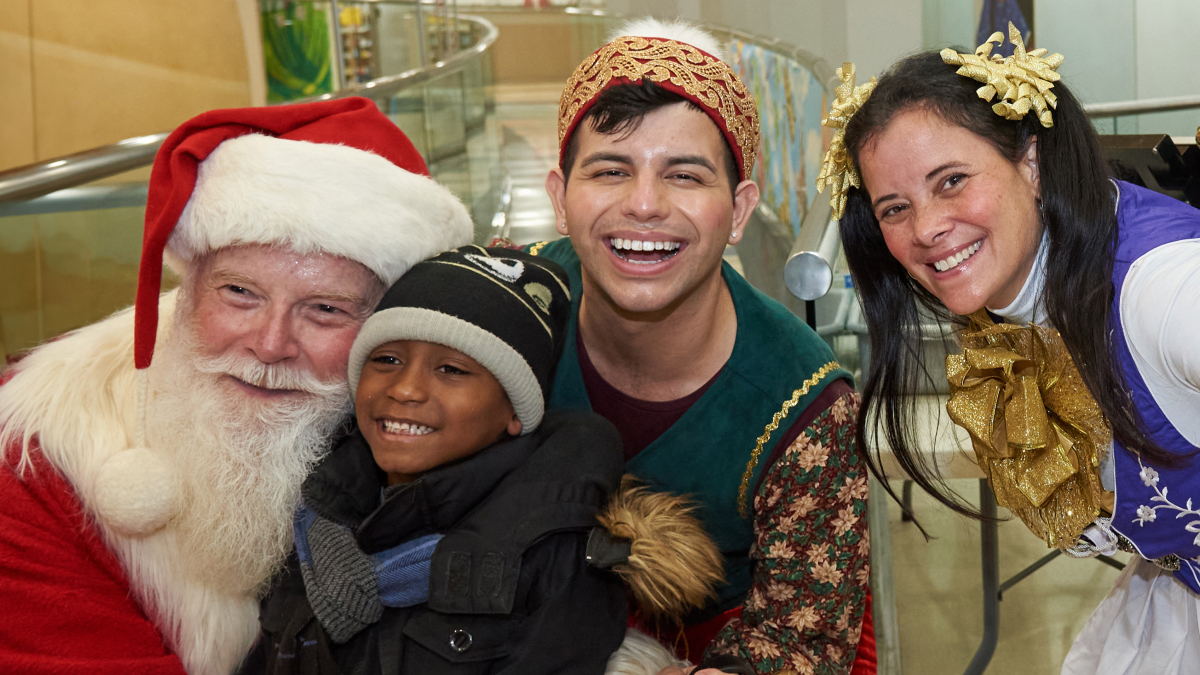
[95,97,474,537]
[135,95,474,371]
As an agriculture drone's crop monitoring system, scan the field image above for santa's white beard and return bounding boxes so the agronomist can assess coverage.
[146,316,352,597]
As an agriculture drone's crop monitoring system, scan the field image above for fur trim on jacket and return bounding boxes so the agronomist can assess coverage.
[0,292,260,675]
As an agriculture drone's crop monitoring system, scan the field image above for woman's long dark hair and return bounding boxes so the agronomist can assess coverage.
[840,51,1173,522]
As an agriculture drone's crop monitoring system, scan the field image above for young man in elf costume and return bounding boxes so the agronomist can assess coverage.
[0,98,473,675]
[532,18,875,675]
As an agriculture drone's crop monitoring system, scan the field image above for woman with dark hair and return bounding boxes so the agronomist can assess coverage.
[821,25,1200,674]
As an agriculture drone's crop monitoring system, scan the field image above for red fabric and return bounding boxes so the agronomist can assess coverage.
[851,591,878,675]
[577,329,720,461]
[558,37,754,181]
[0,446,186,674]
[136,96,427,370]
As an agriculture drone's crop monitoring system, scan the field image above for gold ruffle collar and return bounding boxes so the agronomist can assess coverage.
[946,311,1110,548]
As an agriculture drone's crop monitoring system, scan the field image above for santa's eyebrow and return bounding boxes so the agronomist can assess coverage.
[209,269,371,308]
[208,269,258,288]
[308,290,372,307]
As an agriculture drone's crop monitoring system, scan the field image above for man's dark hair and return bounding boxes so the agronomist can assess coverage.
[560,80,740,196]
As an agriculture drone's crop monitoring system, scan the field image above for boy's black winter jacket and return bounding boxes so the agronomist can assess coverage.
[239,410,628,675]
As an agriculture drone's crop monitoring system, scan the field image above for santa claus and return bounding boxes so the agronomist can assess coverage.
[0,98,473,675]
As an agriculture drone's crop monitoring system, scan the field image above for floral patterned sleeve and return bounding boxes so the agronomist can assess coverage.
[707,392,869,675]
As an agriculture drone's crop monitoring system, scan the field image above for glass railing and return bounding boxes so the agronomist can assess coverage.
[0,4,498,361]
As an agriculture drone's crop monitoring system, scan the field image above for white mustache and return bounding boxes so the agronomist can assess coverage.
[192,353,346,398]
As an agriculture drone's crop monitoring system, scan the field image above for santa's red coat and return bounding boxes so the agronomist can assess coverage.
[0,446,186,674]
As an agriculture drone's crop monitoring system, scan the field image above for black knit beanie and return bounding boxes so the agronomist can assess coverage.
[348,245,572,434]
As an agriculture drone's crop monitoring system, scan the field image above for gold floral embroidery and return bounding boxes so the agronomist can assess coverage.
[559,36,760,180]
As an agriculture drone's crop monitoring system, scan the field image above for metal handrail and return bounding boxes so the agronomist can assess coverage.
[0,14,498,204]
[0,134,168,203]
[1084,93,1200,118]
[296,14,496,104]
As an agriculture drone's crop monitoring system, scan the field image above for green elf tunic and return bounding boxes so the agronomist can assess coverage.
[529,238,850,611]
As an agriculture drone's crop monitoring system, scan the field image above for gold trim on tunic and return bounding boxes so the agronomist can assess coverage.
[738,361,841,518]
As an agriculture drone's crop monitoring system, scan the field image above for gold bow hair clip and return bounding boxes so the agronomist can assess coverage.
[816,62,876,219]
[941,22,1064,128]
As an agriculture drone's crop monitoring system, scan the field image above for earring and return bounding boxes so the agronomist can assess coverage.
[731,232,739,239]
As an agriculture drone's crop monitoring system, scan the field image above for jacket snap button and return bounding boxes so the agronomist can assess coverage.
[449,629,473,653]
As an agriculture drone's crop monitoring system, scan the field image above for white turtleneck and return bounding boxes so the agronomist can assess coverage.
[988,229,1050,327]
[984,213,1200,447]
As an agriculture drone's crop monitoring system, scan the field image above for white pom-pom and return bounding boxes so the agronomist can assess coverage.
[610,18,728,62]
[92,447,181,537]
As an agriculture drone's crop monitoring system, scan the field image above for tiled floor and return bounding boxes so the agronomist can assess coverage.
[493,83,563,246]
[884,478,1129,674]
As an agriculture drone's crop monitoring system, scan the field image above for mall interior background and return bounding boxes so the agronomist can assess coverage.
[2,1,1199,673]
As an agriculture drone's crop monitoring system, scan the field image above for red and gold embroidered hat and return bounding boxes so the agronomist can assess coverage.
[558,18,760,182]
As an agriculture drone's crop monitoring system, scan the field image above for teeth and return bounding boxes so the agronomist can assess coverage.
[933,241,982,272]
[382,420,433,436]
[609,237,680,252]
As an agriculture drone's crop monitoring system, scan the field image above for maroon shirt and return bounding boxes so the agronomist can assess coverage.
[576,329,852,471]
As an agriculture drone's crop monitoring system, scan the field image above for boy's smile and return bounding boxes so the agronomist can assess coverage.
[355,340,522,485]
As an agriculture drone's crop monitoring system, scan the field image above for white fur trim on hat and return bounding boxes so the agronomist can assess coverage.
[167,134,474,285]
[611,18,728,62]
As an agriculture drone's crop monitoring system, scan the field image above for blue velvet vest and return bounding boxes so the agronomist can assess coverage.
[1109,180,1200,593]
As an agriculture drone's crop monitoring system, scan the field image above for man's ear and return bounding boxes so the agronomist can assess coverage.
[545,167,569,236]
[507,414,523,437]
[729,180,761,245]
[1020,136,1040,197]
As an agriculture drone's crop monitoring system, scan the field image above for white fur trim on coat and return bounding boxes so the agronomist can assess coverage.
[168,134,475,285]
[611,18,728,62]
[0,292,259,675]
[605,629,690,675]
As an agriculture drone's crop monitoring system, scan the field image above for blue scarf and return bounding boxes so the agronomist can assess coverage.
[293,503,443,643]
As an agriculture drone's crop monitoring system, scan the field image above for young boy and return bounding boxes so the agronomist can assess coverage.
[245,246,630,674]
